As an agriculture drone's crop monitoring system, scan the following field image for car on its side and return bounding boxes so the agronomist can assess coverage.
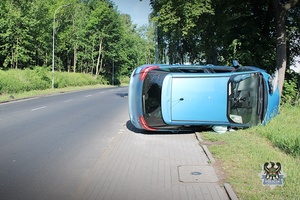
[128,63,280,132]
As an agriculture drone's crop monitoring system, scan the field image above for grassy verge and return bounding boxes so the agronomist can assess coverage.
[0,84,114,103]
[198,105,300,199]
[0,68,110,93]
[0,68,129,102]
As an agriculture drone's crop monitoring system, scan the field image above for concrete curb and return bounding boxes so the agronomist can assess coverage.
[195,133,215,163]
[224,183,239,200]
[202,144,216,163]
[195,132,239,200]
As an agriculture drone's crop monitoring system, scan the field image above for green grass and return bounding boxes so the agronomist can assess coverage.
[199,105,300,199]
[0,84,115,103]
[0,68,121,102]
[0,68,109,94]
[254,105,300,157]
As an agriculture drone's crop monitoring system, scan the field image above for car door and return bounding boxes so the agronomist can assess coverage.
[161,74,230,125]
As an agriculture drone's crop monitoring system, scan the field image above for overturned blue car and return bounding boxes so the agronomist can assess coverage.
[128,62,280,132]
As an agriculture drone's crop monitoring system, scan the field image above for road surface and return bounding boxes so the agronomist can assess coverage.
[0,86,129,199]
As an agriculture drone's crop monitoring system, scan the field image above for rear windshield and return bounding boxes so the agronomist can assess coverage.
[142,70,168,127]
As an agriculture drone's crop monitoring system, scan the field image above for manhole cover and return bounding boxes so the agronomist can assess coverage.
[178,165,219,183]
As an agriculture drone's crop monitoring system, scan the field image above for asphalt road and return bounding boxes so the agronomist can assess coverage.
[0,86,129,200]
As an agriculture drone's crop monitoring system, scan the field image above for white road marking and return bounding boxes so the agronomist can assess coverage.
[64,99,73,103]
[85,95,92,97]
[31,106,47,111]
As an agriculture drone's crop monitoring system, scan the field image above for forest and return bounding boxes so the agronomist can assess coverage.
[0,0,299,101]
[0,0,156,84]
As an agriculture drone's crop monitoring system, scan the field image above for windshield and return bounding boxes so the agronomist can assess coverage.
[228,73,265,126]
[142,70,168,127]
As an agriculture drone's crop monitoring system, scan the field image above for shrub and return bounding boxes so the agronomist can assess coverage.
[0,69,108,94]
[0,69,28,93]
[53,72,107,88]
[282,71,300,104]
[120,75,130,85]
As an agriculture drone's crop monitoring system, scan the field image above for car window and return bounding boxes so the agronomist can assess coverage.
[228,73,264,126]
[142,70,168,127]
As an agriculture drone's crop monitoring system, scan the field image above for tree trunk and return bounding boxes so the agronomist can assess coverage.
[273,2,286,95]
[96,37,103,75]
[91,41,95,74]
[11,46,14,69]
[100,56,103,74]
[272,0,299,95]
[15,38,18,69]
[73,41,77,73]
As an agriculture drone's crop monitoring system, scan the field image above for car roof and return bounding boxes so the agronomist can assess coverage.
[139,64,264,74]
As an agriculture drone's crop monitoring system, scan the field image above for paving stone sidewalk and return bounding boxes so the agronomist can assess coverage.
[73,124,237,200]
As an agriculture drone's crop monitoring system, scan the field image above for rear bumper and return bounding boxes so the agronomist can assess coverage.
[128,70,143,130]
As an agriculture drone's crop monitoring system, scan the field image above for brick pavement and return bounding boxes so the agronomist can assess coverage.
[73,124,236,200]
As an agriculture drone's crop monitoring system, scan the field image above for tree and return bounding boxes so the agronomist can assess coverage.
[287,5,300,65]
[149,0,299,99]
[136,24,156,64]
[0,0,180,83]
[272,0,299,95]
[85,0,119,75]
[203,0,278,68]
[150,0,213,64]
[1,1,32,69]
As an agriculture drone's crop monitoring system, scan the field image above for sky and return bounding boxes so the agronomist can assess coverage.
[291,56,300,73]
[112,0,152,27]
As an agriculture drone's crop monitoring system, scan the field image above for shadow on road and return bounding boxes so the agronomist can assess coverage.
[115,92,128,98]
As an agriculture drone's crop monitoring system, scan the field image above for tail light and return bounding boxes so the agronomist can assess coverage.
[139,66,159,80]
[139,116,157,131]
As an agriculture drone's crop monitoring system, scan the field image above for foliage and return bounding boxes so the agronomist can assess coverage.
[282,71,300,104]
[0,68,49,93]
[0,0,155,82]
[150,0,299,71]
[151,0,279,66]
[287,4,300,65]
[150,0,299,102]
[1,0,299,103]
[0,69,106,93]
[150,0,214,64]
[53,71,104,88]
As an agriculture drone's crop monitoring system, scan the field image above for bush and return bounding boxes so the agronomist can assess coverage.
[120,75,130,85]
[0,69,29,93]
[25,67,51,90]
[282,71,300,104]
[0,68,108,94]
[54,72,105,88]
